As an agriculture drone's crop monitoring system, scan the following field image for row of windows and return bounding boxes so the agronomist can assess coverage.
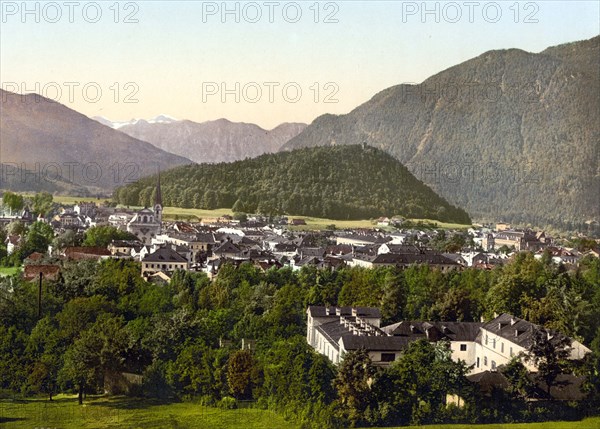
[477,356,497,369]
[485,335,514,356]
[145,263,185,270]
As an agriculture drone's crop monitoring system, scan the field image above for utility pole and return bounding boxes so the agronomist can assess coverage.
[38,271,42,319]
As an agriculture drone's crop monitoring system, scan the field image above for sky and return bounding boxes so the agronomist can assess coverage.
[1,1,599,129]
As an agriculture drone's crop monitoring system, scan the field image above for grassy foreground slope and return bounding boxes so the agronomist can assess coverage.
[0,396,298,429]
[1,396,598,429]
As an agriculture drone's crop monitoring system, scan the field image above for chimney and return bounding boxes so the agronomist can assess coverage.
[510,317,517,326]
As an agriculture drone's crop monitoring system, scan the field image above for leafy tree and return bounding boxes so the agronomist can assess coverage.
[2,191,25,214]
[82,225,137,247]
[23,221,54,255]
[6,220,26,236]
[30,192,53,217]
[28,359,59,400]
[502,357,536,400]
[25,316,63,400]
[52,229,82,251]
[334,348,376,427]
[59,314,129,404]
[59,329,103,404]
[524,328,572,396]
[384,340,472,425]
[227,349,259,399]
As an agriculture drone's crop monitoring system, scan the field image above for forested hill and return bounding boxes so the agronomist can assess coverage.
[113,145,471,224]
[281,36,600,229]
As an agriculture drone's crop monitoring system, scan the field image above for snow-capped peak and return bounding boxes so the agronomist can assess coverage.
[91,115,178,129]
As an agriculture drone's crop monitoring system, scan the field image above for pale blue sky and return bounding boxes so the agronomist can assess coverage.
[1,1,598,128]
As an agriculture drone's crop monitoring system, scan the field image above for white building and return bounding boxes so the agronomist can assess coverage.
[307,306,591,374]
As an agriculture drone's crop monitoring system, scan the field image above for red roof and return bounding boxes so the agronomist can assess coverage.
[26,252,45,261]
[64,246,111,260]
[23,264,60,281]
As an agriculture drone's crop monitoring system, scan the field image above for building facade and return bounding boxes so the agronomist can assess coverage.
[307,306,591,373]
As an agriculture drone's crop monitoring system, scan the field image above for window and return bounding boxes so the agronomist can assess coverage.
[381,353,396,362]
[491,361,497,370]
[485,335,488,345]
[492,339,496,349]
[484,356,488,366]
[477,357,480,368]
[510,347,514,357]
[501,342,504,353]
[460,344,467,351]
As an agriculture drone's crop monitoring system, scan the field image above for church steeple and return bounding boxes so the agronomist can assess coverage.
[154,170,163,231]
[155,171,162,207]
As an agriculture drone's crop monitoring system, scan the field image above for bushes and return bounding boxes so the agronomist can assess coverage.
[217,396,237,409]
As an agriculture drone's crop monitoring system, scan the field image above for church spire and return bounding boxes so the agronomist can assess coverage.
[155,170,162,207]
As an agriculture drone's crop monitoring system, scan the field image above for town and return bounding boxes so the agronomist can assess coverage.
[1,187,599,428]
[1,185,597,284]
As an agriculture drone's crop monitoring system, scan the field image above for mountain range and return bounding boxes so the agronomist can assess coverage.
[107,117,307,164]
[0,89,192,193]
[282,36,600,228]
[2,36,598,229]
[92,114,178,129]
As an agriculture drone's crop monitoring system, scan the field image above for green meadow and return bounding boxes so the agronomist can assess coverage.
[1,396,596,429]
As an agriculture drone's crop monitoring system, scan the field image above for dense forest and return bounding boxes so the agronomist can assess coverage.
[1,253,599,428]
[112,145,471,224]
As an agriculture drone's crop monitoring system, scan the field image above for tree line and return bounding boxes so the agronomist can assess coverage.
[0,254,599,427]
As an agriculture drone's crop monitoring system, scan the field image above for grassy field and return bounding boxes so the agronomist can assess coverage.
[383,418,600,429]
[20,195,111,205]
[1,396,596,429]
[162,207,234,222]
[0,395,298,429]
[0,266,20,277]
[161,207,472,230]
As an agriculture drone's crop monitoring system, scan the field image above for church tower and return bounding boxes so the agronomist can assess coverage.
[154,171,163,232]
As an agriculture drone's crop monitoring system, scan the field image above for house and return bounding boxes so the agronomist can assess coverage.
[307,306,591,374]
[74,201,97,218]
[5,234,21,254]
[108,239,142,257]
[307,306,387,365]
[23,264,61,282]
[351,251,460,271]
[376,217,390,227]
[474,313,590,373]
[152,231,217,262]
[64,246,112,261]
[211,240,243,260]
[141,246,189,277]
[336,233,390,247]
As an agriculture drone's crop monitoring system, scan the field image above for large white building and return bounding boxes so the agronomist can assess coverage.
[306,306,590,373]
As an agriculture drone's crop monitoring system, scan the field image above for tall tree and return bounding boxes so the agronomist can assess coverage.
[334,348,376,427]
[524,328,572,396]
[227,349,259,399]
